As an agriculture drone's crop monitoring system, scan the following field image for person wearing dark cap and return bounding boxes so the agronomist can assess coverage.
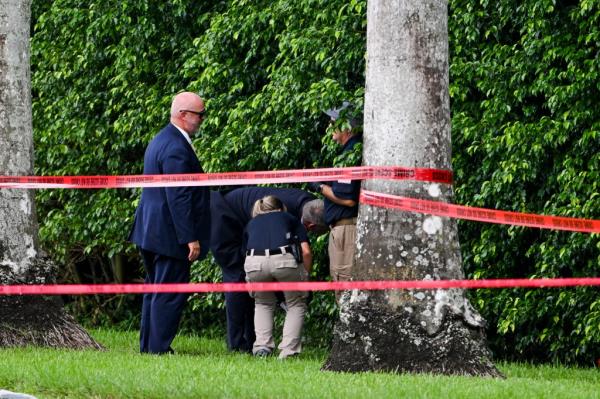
[243,195,312,359]
[308,101,363,297]
[210,186,327,353]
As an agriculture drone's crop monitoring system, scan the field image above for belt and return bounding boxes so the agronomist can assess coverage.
[331,217,357,228]
[246,245,292,256]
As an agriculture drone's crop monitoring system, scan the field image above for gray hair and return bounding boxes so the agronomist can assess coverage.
[301,199,325,227]
[251,195,287,218]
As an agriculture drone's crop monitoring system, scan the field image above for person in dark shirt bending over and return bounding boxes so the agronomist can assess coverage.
[243,195,312,359]
[210,187,326,353]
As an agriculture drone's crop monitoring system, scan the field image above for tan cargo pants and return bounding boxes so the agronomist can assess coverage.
[244,253,308,359]
[328,223,356,301]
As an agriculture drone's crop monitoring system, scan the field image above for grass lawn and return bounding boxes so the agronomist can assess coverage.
[0,329,598,398]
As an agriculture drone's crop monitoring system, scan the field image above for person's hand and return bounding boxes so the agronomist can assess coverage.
[307,182,323,193]
[187,241,201,262]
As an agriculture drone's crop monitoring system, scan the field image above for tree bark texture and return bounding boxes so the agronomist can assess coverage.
[0,0,101,350]
[0,0,39,272]
[323,0,502,377]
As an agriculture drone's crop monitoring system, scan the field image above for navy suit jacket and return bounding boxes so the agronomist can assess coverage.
[129,123,211,260]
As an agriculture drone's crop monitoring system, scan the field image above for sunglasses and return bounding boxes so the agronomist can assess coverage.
[180,109,206,117]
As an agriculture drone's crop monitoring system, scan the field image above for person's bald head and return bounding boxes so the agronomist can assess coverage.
[170,92,206,136]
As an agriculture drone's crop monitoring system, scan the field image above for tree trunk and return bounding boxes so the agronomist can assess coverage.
[0,0,102,349]
[323,0,502,377]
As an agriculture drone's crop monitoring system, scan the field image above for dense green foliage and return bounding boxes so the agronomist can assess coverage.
[31,0,226,329]
[449,0,600,365]
[2,329,600,398]
[30,0,365,345]
[30,0,599,364]
[32,1,219,263]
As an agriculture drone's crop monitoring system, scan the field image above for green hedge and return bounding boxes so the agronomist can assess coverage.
[30,0,364,347]
[449,0,600,365]
[31,0,600,364]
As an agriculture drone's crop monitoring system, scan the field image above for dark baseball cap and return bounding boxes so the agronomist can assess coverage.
[324,101,361,128]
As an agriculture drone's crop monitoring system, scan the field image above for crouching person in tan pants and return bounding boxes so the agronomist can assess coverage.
[243,195,312,359]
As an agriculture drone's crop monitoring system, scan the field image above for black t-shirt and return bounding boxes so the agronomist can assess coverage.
[244,211,308,251]
[324,135,362,225]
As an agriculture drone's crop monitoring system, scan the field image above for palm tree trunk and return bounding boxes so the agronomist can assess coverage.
[0,0,101,350]
[323,0,502,377]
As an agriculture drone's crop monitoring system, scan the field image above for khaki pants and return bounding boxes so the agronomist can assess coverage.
[328,224,356,300]
[244,253,308,359]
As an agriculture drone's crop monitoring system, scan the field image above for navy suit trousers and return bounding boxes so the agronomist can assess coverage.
[140,249,190,354]
[222,267,255,352]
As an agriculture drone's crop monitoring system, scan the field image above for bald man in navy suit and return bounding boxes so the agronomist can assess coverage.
[129,92,211,354]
